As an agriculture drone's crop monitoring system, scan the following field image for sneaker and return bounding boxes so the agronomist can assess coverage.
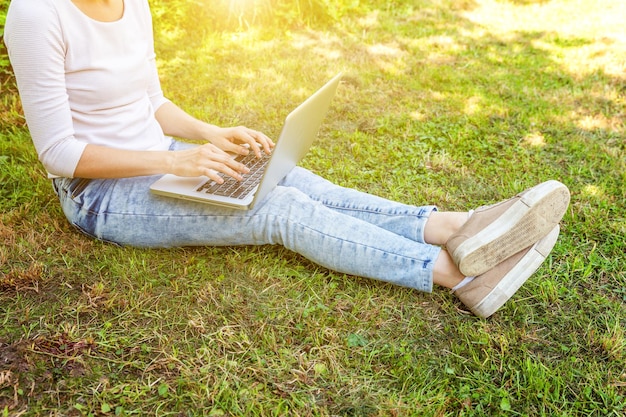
[446,180,570,277]
[453,225,560,318]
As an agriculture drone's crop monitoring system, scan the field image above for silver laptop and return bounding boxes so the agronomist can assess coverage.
[150,72,342,209]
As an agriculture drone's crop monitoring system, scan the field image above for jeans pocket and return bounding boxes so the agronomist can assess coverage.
[69,178,91,198]
[53,178,91,200]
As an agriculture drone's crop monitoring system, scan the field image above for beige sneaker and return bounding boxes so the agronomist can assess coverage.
[453,225,560,318]
[447,180,570,277]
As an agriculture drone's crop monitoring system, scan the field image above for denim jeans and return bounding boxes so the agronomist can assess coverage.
[52,140,440,292]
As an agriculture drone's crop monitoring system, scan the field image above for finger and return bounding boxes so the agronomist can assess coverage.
[214,151,251,175]
[221,140,250,155]
[256,132,275,154]
[202,143,245,164]
[244,130,264,157]
[200,142,230,157]
[225,141,251,156]
[204,162,245,182]
[200,145,249,176]
[247,129,275,156]
[215,162,248,179]
[203,168,225,184]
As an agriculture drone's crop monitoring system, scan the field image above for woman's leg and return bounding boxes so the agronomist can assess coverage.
[279,167,437,243]
[425,211,469,289]
[53,173,444,293]
[52,173,567,318]
[278,168,469,289]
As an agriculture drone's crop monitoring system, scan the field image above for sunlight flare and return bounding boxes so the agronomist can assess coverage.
[582,184,606,199]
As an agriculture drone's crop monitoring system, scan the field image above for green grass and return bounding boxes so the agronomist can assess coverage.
[1,0,625,415]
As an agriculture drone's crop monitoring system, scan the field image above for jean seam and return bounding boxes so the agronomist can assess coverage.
[266,212,431,264]
[319,200,435,223]
[320,201,422,217]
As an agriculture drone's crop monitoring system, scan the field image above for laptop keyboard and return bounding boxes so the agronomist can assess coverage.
[196,150,270,199]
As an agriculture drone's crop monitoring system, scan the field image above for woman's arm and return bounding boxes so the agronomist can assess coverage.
[154,101,275,158]
[4,0,87,178]
[71,102,275,181]
[73,142,249,183]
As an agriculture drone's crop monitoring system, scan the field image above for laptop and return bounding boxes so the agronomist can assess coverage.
[150,72,342,209]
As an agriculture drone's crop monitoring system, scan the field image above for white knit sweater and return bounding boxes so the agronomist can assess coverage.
[4,0,171,178]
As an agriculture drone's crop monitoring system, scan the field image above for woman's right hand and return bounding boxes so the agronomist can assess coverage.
[169,143,250,184]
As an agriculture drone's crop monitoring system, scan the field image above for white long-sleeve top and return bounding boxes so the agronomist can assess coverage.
[4,0,171,178]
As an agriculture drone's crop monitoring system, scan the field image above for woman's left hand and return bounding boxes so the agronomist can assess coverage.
[208,126,275,158]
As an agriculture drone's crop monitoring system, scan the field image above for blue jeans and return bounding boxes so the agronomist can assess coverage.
[52,140,440,292]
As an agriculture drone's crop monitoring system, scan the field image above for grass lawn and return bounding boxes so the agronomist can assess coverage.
[1,0,624,415]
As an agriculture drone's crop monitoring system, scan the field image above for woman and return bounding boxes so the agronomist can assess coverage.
[4,0,570,318]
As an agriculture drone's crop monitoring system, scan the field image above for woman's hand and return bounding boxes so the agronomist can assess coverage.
[169,143,251,184]
[207,125,275,158]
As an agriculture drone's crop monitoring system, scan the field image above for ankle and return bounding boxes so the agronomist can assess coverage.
[432,249,466,289]
[425,212,471,245]
[451,276,475,291]
[456,211,472,231]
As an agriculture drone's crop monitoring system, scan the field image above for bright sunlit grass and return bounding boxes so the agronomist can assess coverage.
[464,0,626,77]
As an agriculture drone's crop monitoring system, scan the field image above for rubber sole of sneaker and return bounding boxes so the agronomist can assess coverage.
[471,225,560,318]
[454,180,569,277]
